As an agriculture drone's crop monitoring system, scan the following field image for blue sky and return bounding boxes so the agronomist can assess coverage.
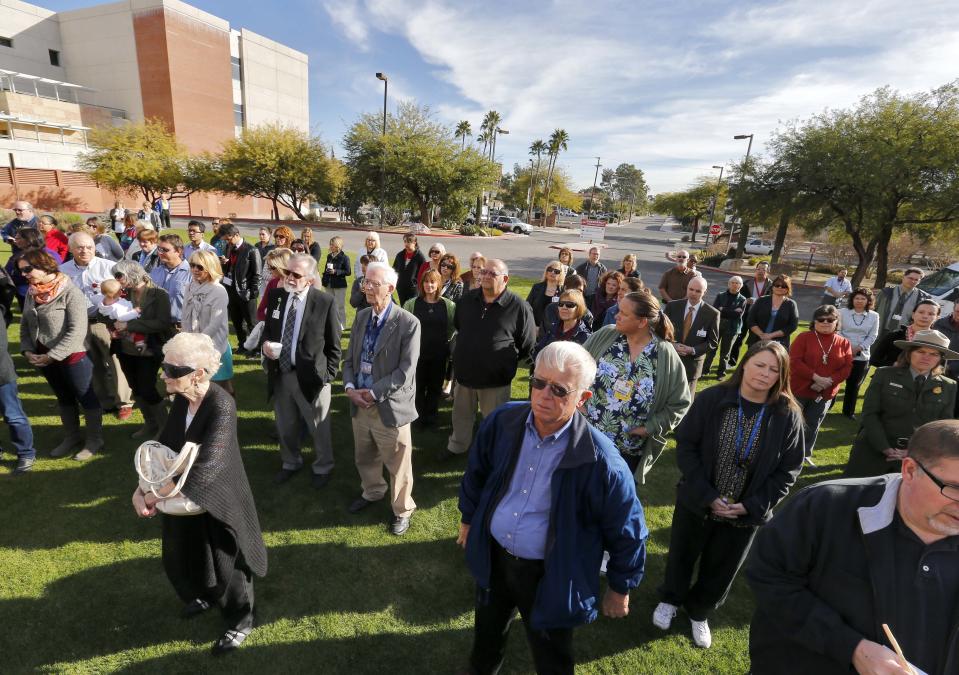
[44,0,959,194]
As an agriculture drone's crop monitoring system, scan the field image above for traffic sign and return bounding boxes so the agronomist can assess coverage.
[709,225,721,236]
[580,218,607,241]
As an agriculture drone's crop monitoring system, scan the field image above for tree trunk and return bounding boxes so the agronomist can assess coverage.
[734,222,751,258]
[418,197,431,228]
[690,216,699,243]
[270,197,279,220]
[872,223,896,289]
[770,206,792,264]
[846,229,879,289]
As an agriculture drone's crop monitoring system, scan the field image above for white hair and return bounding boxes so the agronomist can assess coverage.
[489,258,509,275]
[365,261,398,287]
[162,332,221,381]
[68,231,95,249]
[535,342,597,391]
[429,242,447,255]
[729,276,743,285]
[287,252,317,277]
[365,231,381,245]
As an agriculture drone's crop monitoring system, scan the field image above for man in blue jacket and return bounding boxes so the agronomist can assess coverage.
[457,341,648,674]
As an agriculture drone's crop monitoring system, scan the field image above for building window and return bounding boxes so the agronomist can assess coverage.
[0,37,12,48]
[231,56,242,81]
[49,49,60,66]
[233,104,245,127]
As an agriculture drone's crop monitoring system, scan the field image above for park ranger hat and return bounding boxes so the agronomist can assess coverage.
[893,329,959,360]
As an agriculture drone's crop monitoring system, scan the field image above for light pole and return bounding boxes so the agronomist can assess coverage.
[731,133,753,255]
[704,164,724,246]
[375,72,388,227]
[491,127,509,163]
[588,157,601,218]
[526,158,534,224]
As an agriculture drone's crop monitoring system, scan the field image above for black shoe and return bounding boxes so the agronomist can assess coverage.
[435,448,461,462]
[389,515,411,536]
[181,598,212,619]
[274,467,301,484]
[212,628,249,655]
[843,413,858,421]
[13,457,34,475]
[715,370,726,379]
[311,472,332,489]
[348,496,375,513]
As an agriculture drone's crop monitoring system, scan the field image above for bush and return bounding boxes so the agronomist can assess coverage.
[459,224,478,236]
[702,253,726,266]
[681,235,690,242]
[438,220,459,231]
[748,255,772,266]
[53,212,85,229]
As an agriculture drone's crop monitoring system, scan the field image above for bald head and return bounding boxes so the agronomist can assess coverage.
[686,275,707,304]
[68,231,96,265]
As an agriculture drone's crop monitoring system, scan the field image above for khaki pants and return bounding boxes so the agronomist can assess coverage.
[86,322,132,409]
[447,382,511,455]
[352,406,415,518]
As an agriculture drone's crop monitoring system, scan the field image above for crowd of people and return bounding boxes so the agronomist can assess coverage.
[4,202,959,673]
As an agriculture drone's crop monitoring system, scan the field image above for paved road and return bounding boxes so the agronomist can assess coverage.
[174,215,823,319]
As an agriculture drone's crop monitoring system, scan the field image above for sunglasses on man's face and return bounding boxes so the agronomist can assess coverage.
[529,375,574,399]
[292,246,306,252]
[288,270,307,280]
[161,362,195,379]
[157,247,174,254]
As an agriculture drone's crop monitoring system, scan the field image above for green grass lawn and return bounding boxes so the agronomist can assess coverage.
[0,244,867,674]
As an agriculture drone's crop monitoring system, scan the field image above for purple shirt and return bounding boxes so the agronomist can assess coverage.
[490,412,573,559]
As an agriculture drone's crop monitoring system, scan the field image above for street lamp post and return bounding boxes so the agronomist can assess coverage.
[704,164,724,246]
[588,157,601,218]
[526,158,534,224]
[731,133,754,256]
[375,72,388,227]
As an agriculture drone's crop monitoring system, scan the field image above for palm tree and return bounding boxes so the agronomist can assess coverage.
[476,131,490,157]
[454,120,472,150]
[542,128,570,215]
[528,140,547,219]
[480,110,502,160]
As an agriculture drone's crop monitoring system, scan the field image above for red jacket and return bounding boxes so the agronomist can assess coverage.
[45,229,69,261]
[789,330,854,400]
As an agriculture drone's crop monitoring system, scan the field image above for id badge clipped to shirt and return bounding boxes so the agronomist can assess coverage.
[696,328,707,338]
[222,275,233,287]
[360,360,373,375]
[613,378,633,402]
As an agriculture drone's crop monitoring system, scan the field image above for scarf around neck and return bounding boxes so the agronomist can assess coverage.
[28,273,69,305]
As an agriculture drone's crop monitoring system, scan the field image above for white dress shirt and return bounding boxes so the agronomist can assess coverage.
[59,256,115,315]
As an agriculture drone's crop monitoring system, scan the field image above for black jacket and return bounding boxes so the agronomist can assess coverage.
[525,281,562,328]
[746,295,799,348]
[260,286,341,401]
[453,288,535,389]
[713,290,747,334]
[157,384,268,578]
[664,299,720,362]
[746,474,959,674]
[224,242,262,300]
[674,383,804,526]
[321,251,351,289]
[393,249,427,304]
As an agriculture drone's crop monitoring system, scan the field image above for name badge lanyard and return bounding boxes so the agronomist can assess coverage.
[735,394,766,471]
[365,313,387,362]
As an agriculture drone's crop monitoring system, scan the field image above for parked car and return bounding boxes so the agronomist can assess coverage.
[917,262,959,316]
[490,216,532,234]
[728,238,774,256]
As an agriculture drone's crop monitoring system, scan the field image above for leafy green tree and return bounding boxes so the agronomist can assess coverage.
[79,119,209,202]
[343,102,499,228]
[652,176,723,242]
[613,163,648,219]
[216,123,342,220]
[766,82,959,287]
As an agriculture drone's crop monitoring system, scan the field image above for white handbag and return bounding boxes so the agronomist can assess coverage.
[134,441,206,516]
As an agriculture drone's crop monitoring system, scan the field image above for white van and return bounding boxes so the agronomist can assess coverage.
[917,262,959,316]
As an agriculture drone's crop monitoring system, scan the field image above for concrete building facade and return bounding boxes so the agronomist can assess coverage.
[0,0,309,217]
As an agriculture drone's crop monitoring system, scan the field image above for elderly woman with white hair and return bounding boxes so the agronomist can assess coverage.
[704,276,748,378]
[353,230,388,278]
[132,332,267,655]
[417,242,446,286]
[110,259,173,438]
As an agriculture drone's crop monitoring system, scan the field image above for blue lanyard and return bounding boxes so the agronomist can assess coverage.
[735,394,766,468]
[364,306,390,360]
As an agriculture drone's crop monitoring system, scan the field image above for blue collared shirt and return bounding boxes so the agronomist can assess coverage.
[150,260,192,323]
[356,303,391,390]
[490,412,573,560]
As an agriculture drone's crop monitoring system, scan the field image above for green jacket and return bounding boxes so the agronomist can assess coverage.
[845,365,957,477]
[583,325,691,483]
[402,296,456,341]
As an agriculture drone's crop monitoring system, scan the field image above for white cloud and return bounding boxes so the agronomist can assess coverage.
[322,0,370,50]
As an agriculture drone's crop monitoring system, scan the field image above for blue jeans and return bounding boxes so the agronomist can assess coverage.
[0,381,35,460]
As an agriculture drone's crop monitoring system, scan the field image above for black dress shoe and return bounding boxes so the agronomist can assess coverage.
[389,515,411,536]
[212,628,250,655]
[274,467,301,484]
[181,598,212,619]
[311,472,332,489]
[348,496,375,513]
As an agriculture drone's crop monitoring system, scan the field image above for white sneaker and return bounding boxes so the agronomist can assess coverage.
[690,618,712,648]
[652,602,678,630]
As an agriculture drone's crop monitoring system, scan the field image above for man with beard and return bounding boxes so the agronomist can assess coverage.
[746,419,959,674]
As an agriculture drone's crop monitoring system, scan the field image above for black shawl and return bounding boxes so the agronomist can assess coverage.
[157,384,268,577]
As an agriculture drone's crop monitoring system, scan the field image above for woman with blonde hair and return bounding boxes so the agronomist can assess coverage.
[257,248,292,319]
[619,254,640,279]
[321,236,351,330]
[526,260,567,329]
[300,227,321,261]
[133,331,267,655]
[182,250,234,395]
[353,231,387,277]
[532,288,591,357]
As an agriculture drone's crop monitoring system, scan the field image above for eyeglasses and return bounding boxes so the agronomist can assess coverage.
[13,208,28,212]
[772,283,788,289]
[675,256,688,260]
[18,264,34,275]
[815,317,837,324]
[429,250,441,256]
[157,247,174,254]
[361,279,385,288]
[914,458,959,502]
[557,301,578,309]
[288,270,308,280]
[189,263,205,272]
[546,267,562,274]
[292,247,306,252]
[480,269,503,277]
[529,375,574,399]
[113,271,125,280]
[440,263,455,270]
[161,362,196,379]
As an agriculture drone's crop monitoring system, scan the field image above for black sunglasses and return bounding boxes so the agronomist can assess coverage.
[161,362,195,379]
[546,267,562,274]
[772,283,788,288]
[18,264,34,275]
[557,301,578,309]
[189,263,205,272]
[529,375,574,399]
[157,246,174,254]
[288,270,307,280]
[113,271,125,280]
[440,263,455,270]
[815,317,837,323]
